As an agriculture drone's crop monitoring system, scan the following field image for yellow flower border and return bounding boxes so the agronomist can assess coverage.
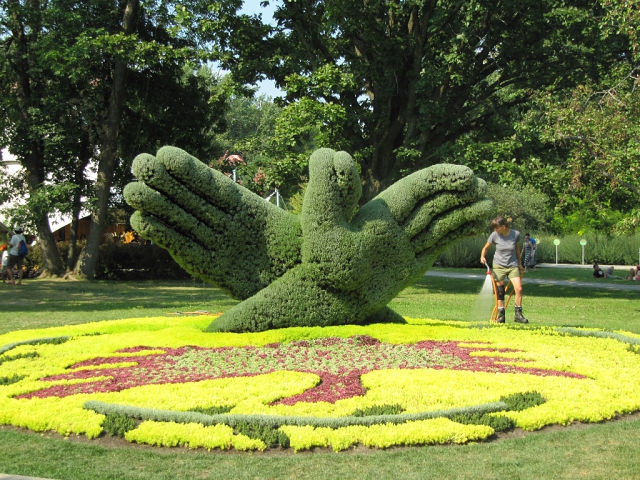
[1,315,640,451]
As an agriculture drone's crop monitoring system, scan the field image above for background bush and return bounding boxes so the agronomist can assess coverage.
[95,243,191,280]
[437,232,640,267]
[533,233,640,266]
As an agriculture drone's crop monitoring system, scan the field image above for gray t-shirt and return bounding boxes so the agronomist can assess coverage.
[487,229,520,267]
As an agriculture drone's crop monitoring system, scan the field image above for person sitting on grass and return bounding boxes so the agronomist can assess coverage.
[604,266,617,279]
[593,263,605,278]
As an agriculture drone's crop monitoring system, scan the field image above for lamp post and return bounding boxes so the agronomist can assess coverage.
[580,239,587,265]
[553,238,561,264]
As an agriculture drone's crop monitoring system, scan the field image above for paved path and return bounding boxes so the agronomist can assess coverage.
[425,264,640,291]
[0,476,52,480]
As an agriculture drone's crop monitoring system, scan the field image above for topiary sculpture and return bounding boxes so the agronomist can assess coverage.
[124,146,493,332]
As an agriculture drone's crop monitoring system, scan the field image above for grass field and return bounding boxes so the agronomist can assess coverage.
[1,267,640,479]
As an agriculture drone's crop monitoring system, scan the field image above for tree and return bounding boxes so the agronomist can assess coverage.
[210,93,283,196]
[225,0,632,201]
[520,66,640,234]
[0,0,254,277]
[1,0,67,274]
[451,0,640,234]
[486,181,551,234]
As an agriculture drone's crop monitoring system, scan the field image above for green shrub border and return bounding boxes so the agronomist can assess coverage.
[85,393,549,449]
[0,336,70,355]
[85,400,511,430]
[556,327,640,346]
[0,374,26,386]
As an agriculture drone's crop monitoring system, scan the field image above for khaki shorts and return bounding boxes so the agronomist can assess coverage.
[492,265,520,282]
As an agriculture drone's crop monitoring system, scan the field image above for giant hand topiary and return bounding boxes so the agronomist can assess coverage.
[124,146,493,332]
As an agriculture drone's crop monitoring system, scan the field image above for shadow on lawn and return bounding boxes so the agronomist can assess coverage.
[0,279,238,314]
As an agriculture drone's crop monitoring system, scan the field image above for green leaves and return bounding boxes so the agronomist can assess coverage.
[124,145,490,333]
[103,413,138,438]
[206,148,491,332]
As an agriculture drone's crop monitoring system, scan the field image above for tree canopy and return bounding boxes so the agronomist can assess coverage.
[0,0,258,275]
[227,0,631,198]
[1,0,640,281]
[218,0,637,233]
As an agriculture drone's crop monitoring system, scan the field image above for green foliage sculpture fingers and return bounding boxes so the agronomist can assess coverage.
[206,148,493,332]
[125,146,492,332]
[124,147,302,299]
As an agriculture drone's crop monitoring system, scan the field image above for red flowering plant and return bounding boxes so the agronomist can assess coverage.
[17,336,582,403]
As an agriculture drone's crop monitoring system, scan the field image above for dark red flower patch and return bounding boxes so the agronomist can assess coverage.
[16,336,584,403]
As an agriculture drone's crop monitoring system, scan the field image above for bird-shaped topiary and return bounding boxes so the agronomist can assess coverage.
[124,146,493,332]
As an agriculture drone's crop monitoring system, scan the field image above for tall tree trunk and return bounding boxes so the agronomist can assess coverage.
[23,155,66,276]
[35,214,65,276]
[66,189,82,271]
[67,142,93,271]
[76,0,139,279]
[8,0,65,275]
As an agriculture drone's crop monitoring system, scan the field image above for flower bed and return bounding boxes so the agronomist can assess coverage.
[1,315,640,452]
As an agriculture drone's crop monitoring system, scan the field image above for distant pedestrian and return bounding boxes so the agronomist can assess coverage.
[1,244,9,284]
[6,226,27,285]
[529,235,537,268]
[480,215,529,324]
[523,233,534,272]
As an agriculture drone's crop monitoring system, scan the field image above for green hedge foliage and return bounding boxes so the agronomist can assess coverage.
[234,421,290,449]
[449,412,516,432]
[533,233,640,266]
[103,413,138,438]
[95,243,192,281]
[500,391,546,411]
[27,241,191,280]
[206,150,493,332]
[351,404,404,417]
[124,147,493,333]
[0,374,25,386]
[124,147,302,299]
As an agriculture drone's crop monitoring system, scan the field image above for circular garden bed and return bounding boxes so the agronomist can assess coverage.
[1,315,640,452]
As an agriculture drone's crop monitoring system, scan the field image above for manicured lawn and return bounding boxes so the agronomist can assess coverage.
[1,268,640,479]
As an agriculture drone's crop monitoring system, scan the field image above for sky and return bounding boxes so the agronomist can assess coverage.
[240,0,283,98]
[241,0,277,24]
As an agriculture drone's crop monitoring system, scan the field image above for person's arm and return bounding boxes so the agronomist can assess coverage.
[515,241,523,269]
[480,242,491,265]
